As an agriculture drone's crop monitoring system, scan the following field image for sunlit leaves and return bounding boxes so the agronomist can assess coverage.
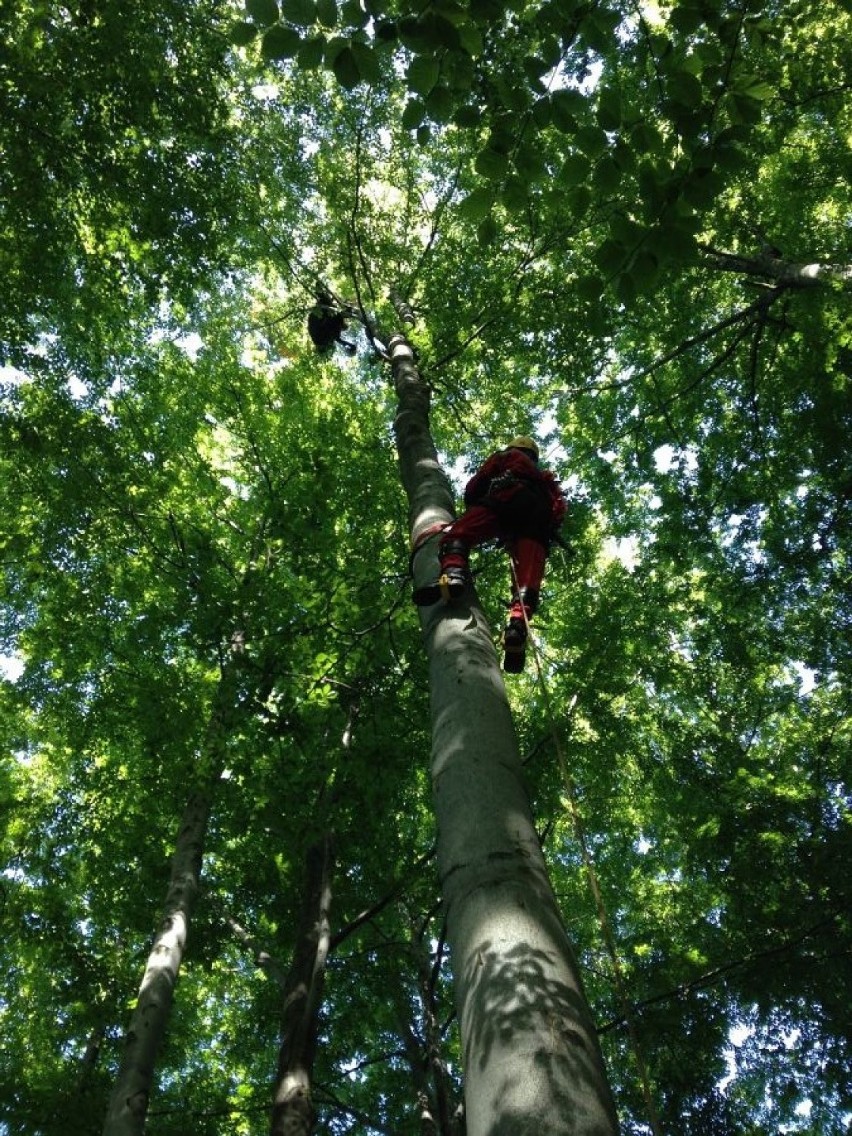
[5,1,852,1132]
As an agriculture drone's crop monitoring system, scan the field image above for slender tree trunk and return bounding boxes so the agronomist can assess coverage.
[270,833,334,1136]
[102,672,237,1136]
[389,332,618,1136]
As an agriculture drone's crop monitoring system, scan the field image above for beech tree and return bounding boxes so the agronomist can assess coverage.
[1,0,850,1133]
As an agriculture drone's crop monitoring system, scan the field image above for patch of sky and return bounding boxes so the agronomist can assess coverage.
[0,653,24,683]
[67,374,89,400]
[0,365,29,388]
[790,661,816,695]
[175,332,203,361]
[653,442,699,475]
[220,475,250,499]
[601,534,640,572]
[718,1020,754,1091]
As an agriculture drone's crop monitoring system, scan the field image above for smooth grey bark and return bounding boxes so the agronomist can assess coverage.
[270,834,334,1136]
[388,332,618,1136]
[102,673,237,1136]
[702,247,852,290]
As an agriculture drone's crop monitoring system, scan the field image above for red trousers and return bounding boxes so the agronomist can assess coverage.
[445,504,547,608]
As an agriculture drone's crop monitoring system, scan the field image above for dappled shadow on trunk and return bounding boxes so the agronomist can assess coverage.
[461,939,616,1136]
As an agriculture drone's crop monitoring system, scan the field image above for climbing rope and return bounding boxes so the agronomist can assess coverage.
[508,561,663,1136]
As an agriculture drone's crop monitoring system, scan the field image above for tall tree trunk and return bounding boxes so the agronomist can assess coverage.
[388,332,618,1136]
[102,671,237,1136]
[270,833,334,1136]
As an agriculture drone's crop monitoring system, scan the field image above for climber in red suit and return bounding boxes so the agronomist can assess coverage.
[414,436,566,672]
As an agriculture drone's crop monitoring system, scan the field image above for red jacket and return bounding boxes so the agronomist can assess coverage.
[464,449,566,531]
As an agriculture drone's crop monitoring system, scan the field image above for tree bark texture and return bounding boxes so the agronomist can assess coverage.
[703,248,852,290]
[389,334,618,1136]
[102,674,236,1136]
[270,833,334,1136]
[101,790,210,1136]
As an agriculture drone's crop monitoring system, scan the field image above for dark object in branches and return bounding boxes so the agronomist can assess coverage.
[308,288,357,355]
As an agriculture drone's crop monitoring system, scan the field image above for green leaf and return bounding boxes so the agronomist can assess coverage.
[581,8,618,53]
[316,0,337,27]
[230,20,258,45]
[416,124,432,146]
[738,79,774,101]
[374,18,397,41]
[425,85,454,123]
[477,215,499,246]
[401,98,426,131]
[566,184,592,216]
[323,34,348,62]
[559,152,588,186]
[609,213,644,247]
[297,34,325,69]
[397,15,425,49]
[340,0,368,26]
[351,41,381,83]
[475,147,509,181]
[453,103,481,127]
[596,86,622,132]
[459,187,493,221]
[513,142,548,184]
[429,13,462,50]
[682,167,723,208]
[532,96,552,129]
[616,271,637,306]
[501,175,528,213]
[261,24,301,58]
[246,0,280,25]
[669,3,703,33]
[667,69,703,109]
[523,54,550,84]
[407,56,440,96]
[630,250,660,286]
[457,21,484,56]
[593,154,620,193]
[494,76,529,113]
[447,54,474,92]
[281,0,317,24]
[575,274,604,302]
[594,238,627,276]
[728,92,763,125]
[550,88,585,133]
[332,45,361,87]
[575,125,608,158]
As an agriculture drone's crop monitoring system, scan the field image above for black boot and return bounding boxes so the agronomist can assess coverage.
[502,587,538,672]
[412,539,470,606]
[502,617,527,672]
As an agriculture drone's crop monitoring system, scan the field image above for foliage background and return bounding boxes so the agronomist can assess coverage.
[1,0,850,1132]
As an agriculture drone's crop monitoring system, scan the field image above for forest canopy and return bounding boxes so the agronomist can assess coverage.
[1,0,850,1133]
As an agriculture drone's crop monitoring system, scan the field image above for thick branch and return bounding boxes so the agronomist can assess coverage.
[702,246,852,290]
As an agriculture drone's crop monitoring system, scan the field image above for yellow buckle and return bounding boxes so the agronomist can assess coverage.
[438,574,451,602]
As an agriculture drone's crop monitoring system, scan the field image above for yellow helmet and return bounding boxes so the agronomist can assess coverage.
[507,435,539,460]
